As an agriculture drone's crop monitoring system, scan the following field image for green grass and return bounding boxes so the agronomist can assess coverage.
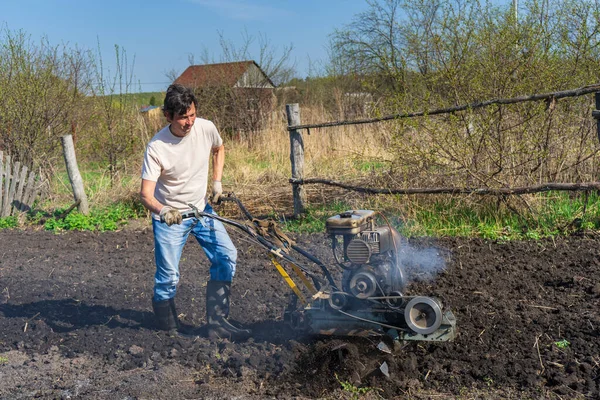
[0,160,146,232]
[353,160,388,173]
[51,164,138,200]
[554,339,570,349]
[3,164,599,239]
[399,192,600,239]
[104,91,164,107]
[0,216,18,229]
[279,191,600,240]
[335,373,380,399]
[281,201,352,233]
[243,155,275,171]
[21,200,145,232]
[2,191,598,238]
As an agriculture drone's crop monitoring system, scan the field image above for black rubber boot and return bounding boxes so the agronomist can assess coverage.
[152,298,179,335]
[206,280,251,340]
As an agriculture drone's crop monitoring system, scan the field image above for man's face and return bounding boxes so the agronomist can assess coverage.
[166,103,196,137]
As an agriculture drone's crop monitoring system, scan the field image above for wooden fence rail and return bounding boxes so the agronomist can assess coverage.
[289,178,600,196]
[0,151,43,217]
[286,85,600,216]
[287,83,600,132]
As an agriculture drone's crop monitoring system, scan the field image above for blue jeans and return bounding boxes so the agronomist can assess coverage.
[152,203,237,301]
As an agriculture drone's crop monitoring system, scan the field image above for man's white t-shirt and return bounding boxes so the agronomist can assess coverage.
[141,118,223,218]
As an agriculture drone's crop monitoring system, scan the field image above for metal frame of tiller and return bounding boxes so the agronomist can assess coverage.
[182,194,456,344]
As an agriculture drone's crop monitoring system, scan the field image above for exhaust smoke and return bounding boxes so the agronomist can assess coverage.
[392,230,447,283]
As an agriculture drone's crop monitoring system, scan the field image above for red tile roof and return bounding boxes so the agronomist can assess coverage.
[173,60,274,88]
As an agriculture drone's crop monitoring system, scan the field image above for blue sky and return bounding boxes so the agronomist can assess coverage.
[1,0,370,92]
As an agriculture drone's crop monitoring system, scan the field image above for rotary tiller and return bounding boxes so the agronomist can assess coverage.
[184,195,456,344]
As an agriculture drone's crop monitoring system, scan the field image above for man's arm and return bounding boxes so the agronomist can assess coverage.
[211,145,225,203]
[212,144,225,181]
[140,179,164,214]
[141,179,182,225]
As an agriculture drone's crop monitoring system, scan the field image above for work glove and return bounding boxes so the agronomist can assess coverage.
[160,206,182,226]
[211,180,223,204]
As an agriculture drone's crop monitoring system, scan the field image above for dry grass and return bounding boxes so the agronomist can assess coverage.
[222,106,395,216]
[44,105,389,217]
[46,98,600,226]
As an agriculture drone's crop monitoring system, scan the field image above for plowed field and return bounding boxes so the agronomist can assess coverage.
[1,225,599,399]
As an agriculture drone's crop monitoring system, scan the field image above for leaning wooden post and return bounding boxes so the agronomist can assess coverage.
[0,151,4,216]
[286,103,306,217]
[594,92,600,144]
[60,134,89,215]
[1,154,11,217]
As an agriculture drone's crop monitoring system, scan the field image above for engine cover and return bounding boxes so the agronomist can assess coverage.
[325,210,375,235]
[345,226,395,264]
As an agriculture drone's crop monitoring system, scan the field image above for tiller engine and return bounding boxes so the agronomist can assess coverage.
[286,210,456,342]
[188,197,456,344]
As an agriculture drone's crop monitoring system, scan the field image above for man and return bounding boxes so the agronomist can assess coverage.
[140,83,250,340]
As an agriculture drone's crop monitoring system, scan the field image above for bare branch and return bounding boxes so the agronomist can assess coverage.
[290,178,600,196]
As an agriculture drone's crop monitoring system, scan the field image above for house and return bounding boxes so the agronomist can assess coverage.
[174,60,275,90]
[140,105,160,113]
[140,105,165,132]
[173,61,276,138]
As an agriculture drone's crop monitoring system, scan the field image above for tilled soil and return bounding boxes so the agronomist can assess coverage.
[0,223,599,399]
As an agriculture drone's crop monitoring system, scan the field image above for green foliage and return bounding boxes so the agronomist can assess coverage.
[353,160,387,173]
[327,0,600,193]
[555,339,570,349]
[244,155,272,171]
[48,162,139,205]
[398,192,600,239]
[281,202,351,233]
[0,356,8,364]
[0,216,18,229]
[283,191,600,240]
[87,44,150,185]
[0,28,91,168]
[116,91,164,107]
[335,373,379,399]
[42,202,144,232]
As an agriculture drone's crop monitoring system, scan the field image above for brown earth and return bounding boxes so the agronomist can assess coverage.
[0,222,599,399]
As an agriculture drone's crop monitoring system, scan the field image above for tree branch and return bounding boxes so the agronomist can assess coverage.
[289,178,600,196]
[288,83,600,131]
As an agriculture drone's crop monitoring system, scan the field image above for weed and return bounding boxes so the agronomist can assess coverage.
[282,202,350,234]
[555,339,570,349]
[0,216,18,229]
[0,355,8,364]
[335,373,379,399]
[42,202,145,232]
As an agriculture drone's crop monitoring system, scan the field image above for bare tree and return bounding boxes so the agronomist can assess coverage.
[201,28,295,86]
[326,0,600,189]
[0,28,92,171]
[88,42,143,185]
[328,0,407,94]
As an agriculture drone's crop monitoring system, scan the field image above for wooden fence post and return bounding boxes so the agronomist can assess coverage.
[595,92,600,144]
[6,161,20,216]
[60,134,89,215]
[2,154,11,216]
[286,103,306,217]
[0,151,4,213]
[0,153,44,217]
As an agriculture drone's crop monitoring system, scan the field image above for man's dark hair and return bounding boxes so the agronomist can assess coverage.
[163,84,198,118]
